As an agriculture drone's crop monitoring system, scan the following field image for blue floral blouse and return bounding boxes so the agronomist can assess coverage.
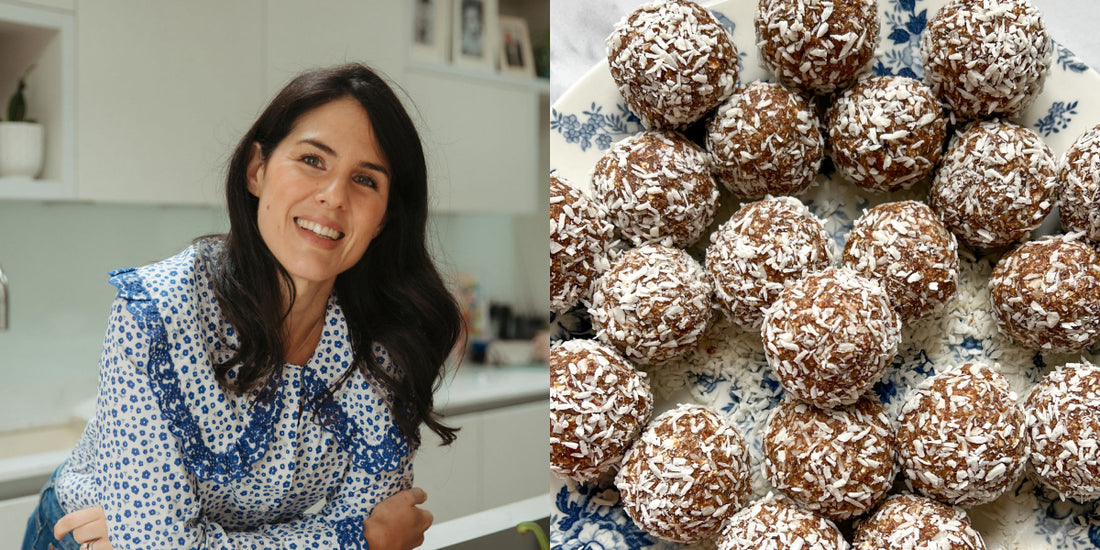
[55,244,414,549]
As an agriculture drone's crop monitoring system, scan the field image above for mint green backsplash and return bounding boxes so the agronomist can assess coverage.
[0,201,547,433]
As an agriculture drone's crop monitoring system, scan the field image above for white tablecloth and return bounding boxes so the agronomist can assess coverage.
[550,0,1100,105]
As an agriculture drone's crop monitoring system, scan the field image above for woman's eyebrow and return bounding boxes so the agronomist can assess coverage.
[298,138,391,178]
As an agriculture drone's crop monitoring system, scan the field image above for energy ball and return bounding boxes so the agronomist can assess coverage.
[706,81,824,198]
[928,119,1057,250]
[756,0,879,95]
[593,130,719,248]
[762,396,898,521]
[718,494,849,550]
[843,201,959,323]
[589,245,713,365]
[706,196,833,331]
[896,363,1028,507]
[550,339,654,483]
[1024,362,1100,502]
[853,494,986,550]
[921,0,1051,120]
[762,267,901,408]
[607,0,739,130]
[550,175,614,314]
[989,235,1100,354]
[1059,124,1100,242]
[827,75,947,192]
[616,404,751,543]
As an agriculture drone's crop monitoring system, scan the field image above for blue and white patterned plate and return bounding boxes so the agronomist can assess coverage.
[550,1,1100,548]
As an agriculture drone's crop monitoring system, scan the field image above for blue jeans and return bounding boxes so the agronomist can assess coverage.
[21,463,79,550]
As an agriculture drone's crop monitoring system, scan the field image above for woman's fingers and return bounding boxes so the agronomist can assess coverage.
[53,505,106,540]
[420,508,434,531]
[72,521,107,543]
[53,503,102,539]
[407,487,428,505]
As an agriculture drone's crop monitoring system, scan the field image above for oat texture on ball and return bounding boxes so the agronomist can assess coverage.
[706,81,824,198]
[989,234,1100,354]
[843,201,959,323]
[706,196,834,331]
[762,396,898,521]
[928,119,1057,250]
[1025,362,1100,503]
[589,245,713,365]
[1059,124,1100,242]
[550,175,613,315]
[615,404,751,543]
[827,75,947,192]
[756,0,879,95]
[550,339,654,483]
[853,493,986,550]
[593,130,719,248]
[896,363,1028,507]
[921,0,1051,120]
[717,494,849,550]
[607,0,739,130]
[762,266,901,408]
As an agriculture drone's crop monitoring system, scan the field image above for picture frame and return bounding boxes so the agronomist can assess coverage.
[411,0,452,62]
[451,0,498,70]
[498,15,535,77]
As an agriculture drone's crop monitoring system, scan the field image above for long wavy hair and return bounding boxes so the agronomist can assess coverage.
[205,63,462,447]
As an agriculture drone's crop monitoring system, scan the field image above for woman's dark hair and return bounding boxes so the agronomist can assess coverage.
[207,63,462,447]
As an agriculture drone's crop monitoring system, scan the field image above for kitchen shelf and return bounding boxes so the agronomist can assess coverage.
[0,1,75,202]
[406,59,550,97]
[0,176,72,200]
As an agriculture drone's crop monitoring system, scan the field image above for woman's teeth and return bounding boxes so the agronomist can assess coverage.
[295,218,343,240]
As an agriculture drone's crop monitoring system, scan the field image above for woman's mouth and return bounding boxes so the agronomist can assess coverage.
[295,217,344,240]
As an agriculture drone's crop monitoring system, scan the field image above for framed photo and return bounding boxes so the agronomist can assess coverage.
[411,0,452,62]
[451,0,498,70]
[498,16,535,77]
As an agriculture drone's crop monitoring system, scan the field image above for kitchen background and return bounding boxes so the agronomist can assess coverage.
[0,0,549,546]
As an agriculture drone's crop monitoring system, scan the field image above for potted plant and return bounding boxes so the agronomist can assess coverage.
[0,65,45,179]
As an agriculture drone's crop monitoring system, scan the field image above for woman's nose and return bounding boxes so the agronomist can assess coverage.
[315,175,348,209]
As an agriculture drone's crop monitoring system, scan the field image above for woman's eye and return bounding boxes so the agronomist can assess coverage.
[301,155,323,168]
[353,174,377,188]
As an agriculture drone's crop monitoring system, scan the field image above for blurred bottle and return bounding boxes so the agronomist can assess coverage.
[455,274,489,363]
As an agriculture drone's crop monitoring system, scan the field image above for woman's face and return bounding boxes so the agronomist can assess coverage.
[247,97,390,291]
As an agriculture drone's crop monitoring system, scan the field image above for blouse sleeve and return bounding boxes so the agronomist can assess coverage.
[97,294,411,549]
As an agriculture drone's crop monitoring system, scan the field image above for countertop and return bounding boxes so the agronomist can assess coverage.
[67,362,548,424]
[435,363,549,416]
[550,0,1100,105]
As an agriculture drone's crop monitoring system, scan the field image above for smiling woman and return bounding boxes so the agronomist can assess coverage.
[19,64,463,550]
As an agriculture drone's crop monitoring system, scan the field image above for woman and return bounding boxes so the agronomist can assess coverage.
[21,63,463,550]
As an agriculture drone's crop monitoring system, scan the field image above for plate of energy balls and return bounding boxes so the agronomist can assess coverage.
[549,0,1100,548]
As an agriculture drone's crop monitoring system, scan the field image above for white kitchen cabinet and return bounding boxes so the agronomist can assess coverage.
[416,400,549,523]
[478,400,550,510]
[74,0,264,205]
[415,411,483,523]
[13,0,71,11]
[0,1,74,200]
[263,1,405,97]
[0,495,37,543]
[2,1,546,207]
[405,68,541,214]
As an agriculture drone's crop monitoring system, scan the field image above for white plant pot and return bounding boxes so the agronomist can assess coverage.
[0,121,45,179]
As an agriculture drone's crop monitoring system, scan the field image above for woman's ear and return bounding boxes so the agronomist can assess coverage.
[246,142,265,197]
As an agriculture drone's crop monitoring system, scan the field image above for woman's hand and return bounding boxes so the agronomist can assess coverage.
[363,487,433,550]
[54,505,115,550]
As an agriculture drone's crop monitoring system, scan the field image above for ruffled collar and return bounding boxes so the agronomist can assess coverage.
[107,244,409,483]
